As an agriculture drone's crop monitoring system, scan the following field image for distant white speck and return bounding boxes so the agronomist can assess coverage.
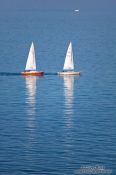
[74,9,79,12]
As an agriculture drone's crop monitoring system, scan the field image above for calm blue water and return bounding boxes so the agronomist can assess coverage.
[0,10,116,175]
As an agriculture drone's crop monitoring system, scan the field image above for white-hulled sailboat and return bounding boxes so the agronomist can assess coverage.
[21,42,44,76]
[58,42,80,75]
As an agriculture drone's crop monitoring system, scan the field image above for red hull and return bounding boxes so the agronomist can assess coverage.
[21,71,44,76]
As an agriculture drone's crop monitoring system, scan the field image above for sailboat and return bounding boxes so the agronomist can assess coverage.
[21,42,44,76]
[58,42,80,75]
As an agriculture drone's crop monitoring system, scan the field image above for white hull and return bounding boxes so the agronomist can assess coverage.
[58,71,80,75]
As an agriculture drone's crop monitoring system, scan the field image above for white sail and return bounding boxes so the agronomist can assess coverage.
[25,42,36,71]
[63,42,74,71]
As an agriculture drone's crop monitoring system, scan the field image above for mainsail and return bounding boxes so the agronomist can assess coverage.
[25,42,36,71]
[63,42,74,71]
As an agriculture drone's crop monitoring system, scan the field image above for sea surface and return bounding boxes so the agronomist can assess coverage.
[0,10,116,175]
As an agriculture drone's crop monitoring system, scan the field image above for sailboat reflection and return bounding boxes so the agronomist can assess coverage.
[24,76,37,152]
[25,76,37,116]
[63,76,74,127]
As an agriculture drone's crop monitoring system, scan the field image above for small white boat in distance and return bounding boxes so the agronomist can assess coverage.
[58,42,80,75]
[74,9,79,12]
[21,42,44,76]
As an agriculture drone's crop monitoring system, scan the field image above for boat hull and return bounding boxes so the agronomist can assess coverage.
[21,71,44,76]
[58,71,80,75]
